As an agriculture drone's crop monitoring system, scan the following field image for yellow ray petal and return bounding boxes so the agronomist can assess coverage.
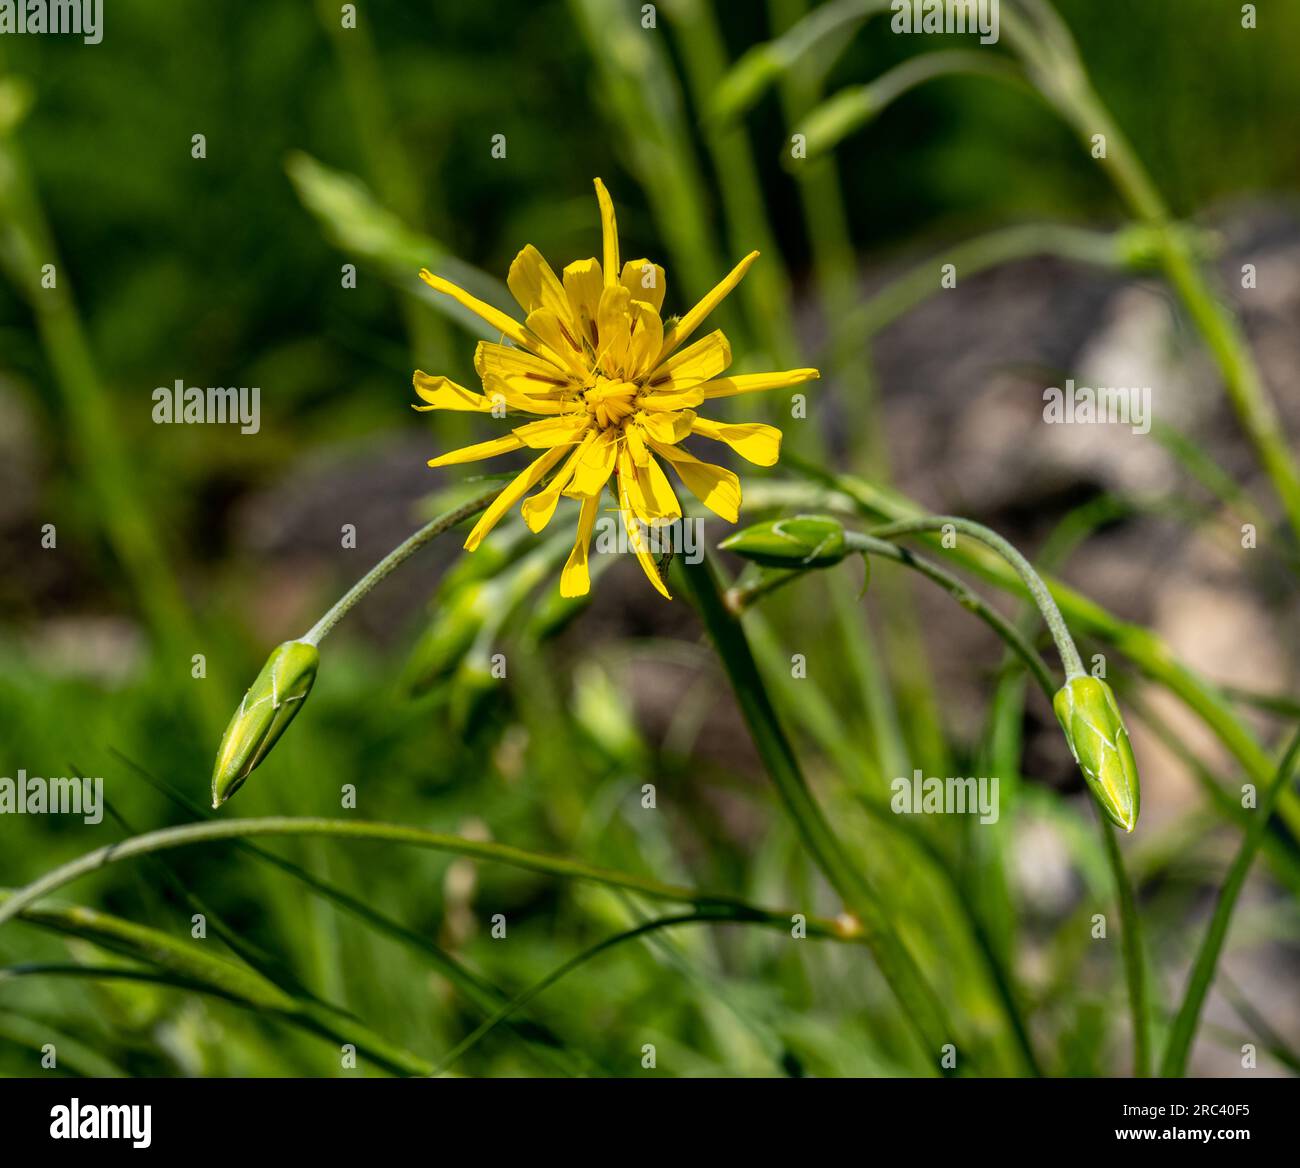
[524,308,588,377]
[593,178,620,289]
[565,426,619,496]
[522,433,592,532]
[625,423,652,467]
[619,258,666,313]
[625,299,665,382]
[560,492,602,597]
[594,283,632,375]
[478,376,574,415]
[691,417,783,466]
[617,444,680,522]
[428,433,525,468]
[615,473,671,600]
[474,341,575,396]
[412,372,496,412]
[701,367,820,399]
[636,387,705,412]
[507,244,572,322]
[512,414,592,448]
[464,446,570,552]
[637,409,696,445]
[645,329,732,390]
[419,269,533,351]
[563,258,604,349]
[648,439,741,522]
[655,252,759,363]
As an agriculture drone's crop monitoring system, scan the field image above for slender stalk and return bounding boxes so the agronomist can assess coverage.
[787,459,1300,836]
[1099,818,1151,1076]
[302,486,501,645]
[678,553,958,1071]
[866,516,1085,679]
[736,547,1050,1073]
[1161,726,1300,1077]
[798,51,1031,160]
[735,515,1149,1073]
[850,796,1043,1077]
[841,528,1143,1076]
[0,816,848,936]
[842,533,1057,696]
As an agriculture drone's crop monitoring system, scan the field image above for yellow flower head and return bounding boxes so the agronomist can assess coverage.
[414,178,819,599]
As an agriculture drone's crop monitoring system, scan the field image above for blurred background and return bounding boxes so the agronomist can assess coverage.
[0,0,1297,1077]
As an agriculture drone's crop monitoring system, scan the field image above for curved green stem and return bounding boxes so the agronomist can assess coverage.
[842,532,1056,696]
[302,486,501,645]
[785,460,1300,842]
[735,516,1146,1076]
[0,816,844,938]
[866,516,1084,679]
[114,748,587,1074]
[1099,819,1151,1076]
[798,50,1031,160]
[850,526,1147,1076]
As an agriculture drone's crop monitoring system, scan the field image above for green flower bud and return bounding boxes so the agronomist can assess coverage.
[719,515,848,569]
[400,583,489,696]
[709,45,782,125]
[211,640,319,808]
[1053,675,1141,833]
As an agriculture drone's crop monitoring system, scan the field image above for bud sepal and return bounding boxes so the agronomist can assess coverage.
[211,640,319,808]
[1053,675,1141,833]
[719,515,848,569]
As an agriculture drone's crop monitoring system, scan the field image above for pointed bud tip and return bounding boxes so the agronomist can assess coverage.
[1054,675,1142,833]
[720,514,848,569]
[210,640,319,808]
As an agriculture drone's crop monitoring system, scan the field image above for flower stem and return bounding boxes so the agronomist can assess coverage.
[787,459,1300,841]
[678,552,959,1072]
[866,516,1085,679]
[1099,816,1151,1077]
[301,485,502,646]
[843,532,1057,697]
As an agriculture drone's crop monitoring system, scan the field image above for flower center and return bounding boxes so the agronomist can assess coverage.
[584,377,639,429]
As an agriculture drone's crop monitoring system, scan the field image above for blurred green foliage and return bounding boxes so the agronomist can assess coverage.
[1,0,1297,1078]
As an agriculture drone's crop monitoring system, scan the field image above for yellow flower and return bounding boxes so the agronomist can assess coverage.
[414,178,819,599]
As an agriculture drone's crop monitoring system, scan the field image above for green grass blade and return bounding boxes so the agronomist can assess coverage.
[433,912,718,1075]
[677,553,959,1073]
[0,1008,127,1077]
[0,816,844,936]
[111,751,591,1076]
[1160,726,1300,1076]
